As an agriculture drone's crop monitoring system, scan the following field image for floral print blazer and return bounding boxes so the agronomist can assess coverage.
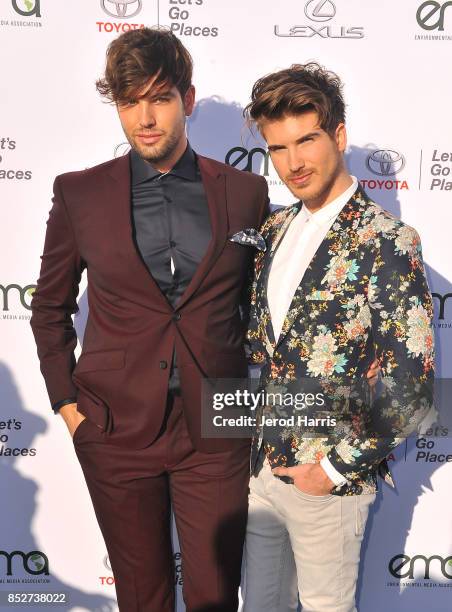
[247,187,435,496]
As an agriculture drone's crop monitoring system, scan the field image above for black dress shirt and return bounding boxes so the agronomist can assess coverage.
[52,142,211,412]
[130,142,211,394]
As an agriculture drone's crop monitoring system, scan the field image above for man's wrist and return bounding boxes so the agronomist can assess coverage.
[320,456,348,487]
[52,397,77,414]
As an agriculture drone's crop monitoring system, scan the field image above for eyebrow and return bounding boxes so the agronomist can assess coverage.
[125,87,174,103]
[267,130,321,150]
[145,89,175,101]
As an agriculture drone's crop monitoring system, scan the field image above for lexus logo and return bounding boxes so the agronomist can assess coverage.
[101,0,142,19]
[366,150,405,176]
[417,1,452,31]
[304,0,336,22]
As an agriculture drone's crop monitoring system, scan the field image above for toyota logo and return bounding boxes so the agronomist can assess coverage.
[114,142,131,158]
[101,0,142,19]
[304,0,336,22]
[366,150,405,176]
[103,554,112,572]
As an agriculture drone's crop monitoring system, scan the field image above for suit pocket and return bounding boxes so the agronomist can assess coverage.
[71,417,90,444]
[75,349,125,374]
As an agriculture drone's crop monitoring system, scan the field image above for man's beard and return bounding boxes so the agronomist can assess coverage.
[129,127,182,165]
[290,164,341,206]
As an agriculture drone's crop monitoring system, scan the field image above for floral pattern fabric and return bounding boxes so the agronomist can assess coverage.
[247,187,435,496]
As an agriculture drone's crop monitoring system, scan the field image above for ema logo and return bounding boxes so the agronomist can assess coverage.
[225,147,271,175]
[389,554,452,580]
[304,0,336,22]
[366,150,405,176]
[11,0,40,17]
[0,284,35,311]
[100,0,142,19]
[417,1,452,31]
[0,550,49,576]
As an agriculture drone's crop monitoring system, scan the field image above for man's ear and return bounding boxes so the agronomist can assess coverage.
[335,122,347,153]
[184,85,196,117]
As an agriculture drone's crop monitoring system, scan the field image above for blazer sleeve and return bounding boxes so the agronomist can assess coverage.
[30,176,86,409]
[326,225,435,481]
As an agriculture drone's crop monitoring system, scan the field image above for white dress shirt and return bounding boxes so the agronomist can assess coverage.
[267,177,358,487]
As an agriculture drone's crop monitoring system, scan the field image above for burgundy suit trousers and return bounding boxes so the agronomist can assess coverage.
[73,395,250,611]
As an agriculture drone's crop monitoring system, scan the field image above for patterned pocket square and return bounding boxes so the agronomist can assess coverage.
[229,228,266,252]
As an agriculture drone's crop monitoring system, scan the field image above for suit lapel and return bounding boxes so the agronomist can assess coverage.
[274,188,368,349]
[257,203,301,350]
[107,153,229,311]
[175,155,228,310]
[107,153,172,312]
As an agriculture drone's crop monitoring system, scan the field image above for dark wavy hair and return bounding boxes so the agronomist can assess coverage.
[244,62,346,134]
[96,27,193,104]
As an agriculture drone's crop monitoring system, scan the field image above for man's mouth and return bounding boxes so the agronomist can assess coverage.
[289,171,313,186]
[135,132,164,144]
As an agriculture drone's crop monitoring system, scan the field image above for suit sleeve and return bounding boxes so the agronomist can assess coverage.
[245,179,273,365]
[241,177,270,353]
[326,226,435,481]
[30,176,86,409]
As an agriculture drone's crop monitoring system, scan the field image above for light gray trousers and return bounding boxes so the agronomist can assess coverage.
[242,459,375,612]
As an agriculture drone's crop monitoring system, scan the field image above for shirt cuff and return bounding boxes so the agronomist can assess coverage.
[320,456,348,487]
[52,398,77,414]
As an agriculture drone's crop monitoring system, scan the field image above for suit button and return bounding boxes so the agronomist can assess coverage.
[173,313,181,321]
[159,360,168,369]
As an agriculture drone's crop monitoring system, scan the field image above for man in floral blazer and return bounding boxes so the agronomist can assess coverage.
[242,64,435,612]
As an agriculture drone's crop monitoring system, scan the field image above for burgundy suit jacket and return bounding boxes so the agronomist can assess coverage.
[30,152,269,451]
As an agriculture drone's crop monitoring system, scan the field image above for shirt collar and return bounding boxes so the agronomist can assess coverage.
[130,142,198,185]
[300,176,358,227]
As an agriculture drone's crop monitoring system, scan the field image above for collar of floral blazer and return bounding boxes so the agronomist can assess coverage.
[260,185,372,352]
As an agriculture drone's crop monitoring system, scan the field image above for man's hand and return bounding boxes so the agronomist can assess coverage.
[59,402,86,438]
[272,463,334,496]
[367,358,380,387]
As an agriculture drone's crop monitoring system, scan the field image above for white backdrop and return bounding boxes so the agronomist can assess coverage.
[1,0,451,610]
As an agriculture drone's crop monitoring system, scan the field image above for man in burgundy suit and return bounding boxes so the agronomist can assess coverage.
[30,28,269,611]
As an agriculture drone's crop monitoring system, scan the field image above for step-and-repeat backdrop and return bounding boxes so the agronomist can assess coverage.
[1,1,451,610]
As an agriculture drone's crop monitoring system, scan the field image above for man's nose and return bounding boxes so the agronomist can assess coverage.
[288,150,305,174]
[138,101,156,128]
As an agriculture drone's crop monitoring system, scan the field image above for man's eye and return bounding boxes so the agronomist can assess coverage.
[119,100,137,108]
[155,96,170,103]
